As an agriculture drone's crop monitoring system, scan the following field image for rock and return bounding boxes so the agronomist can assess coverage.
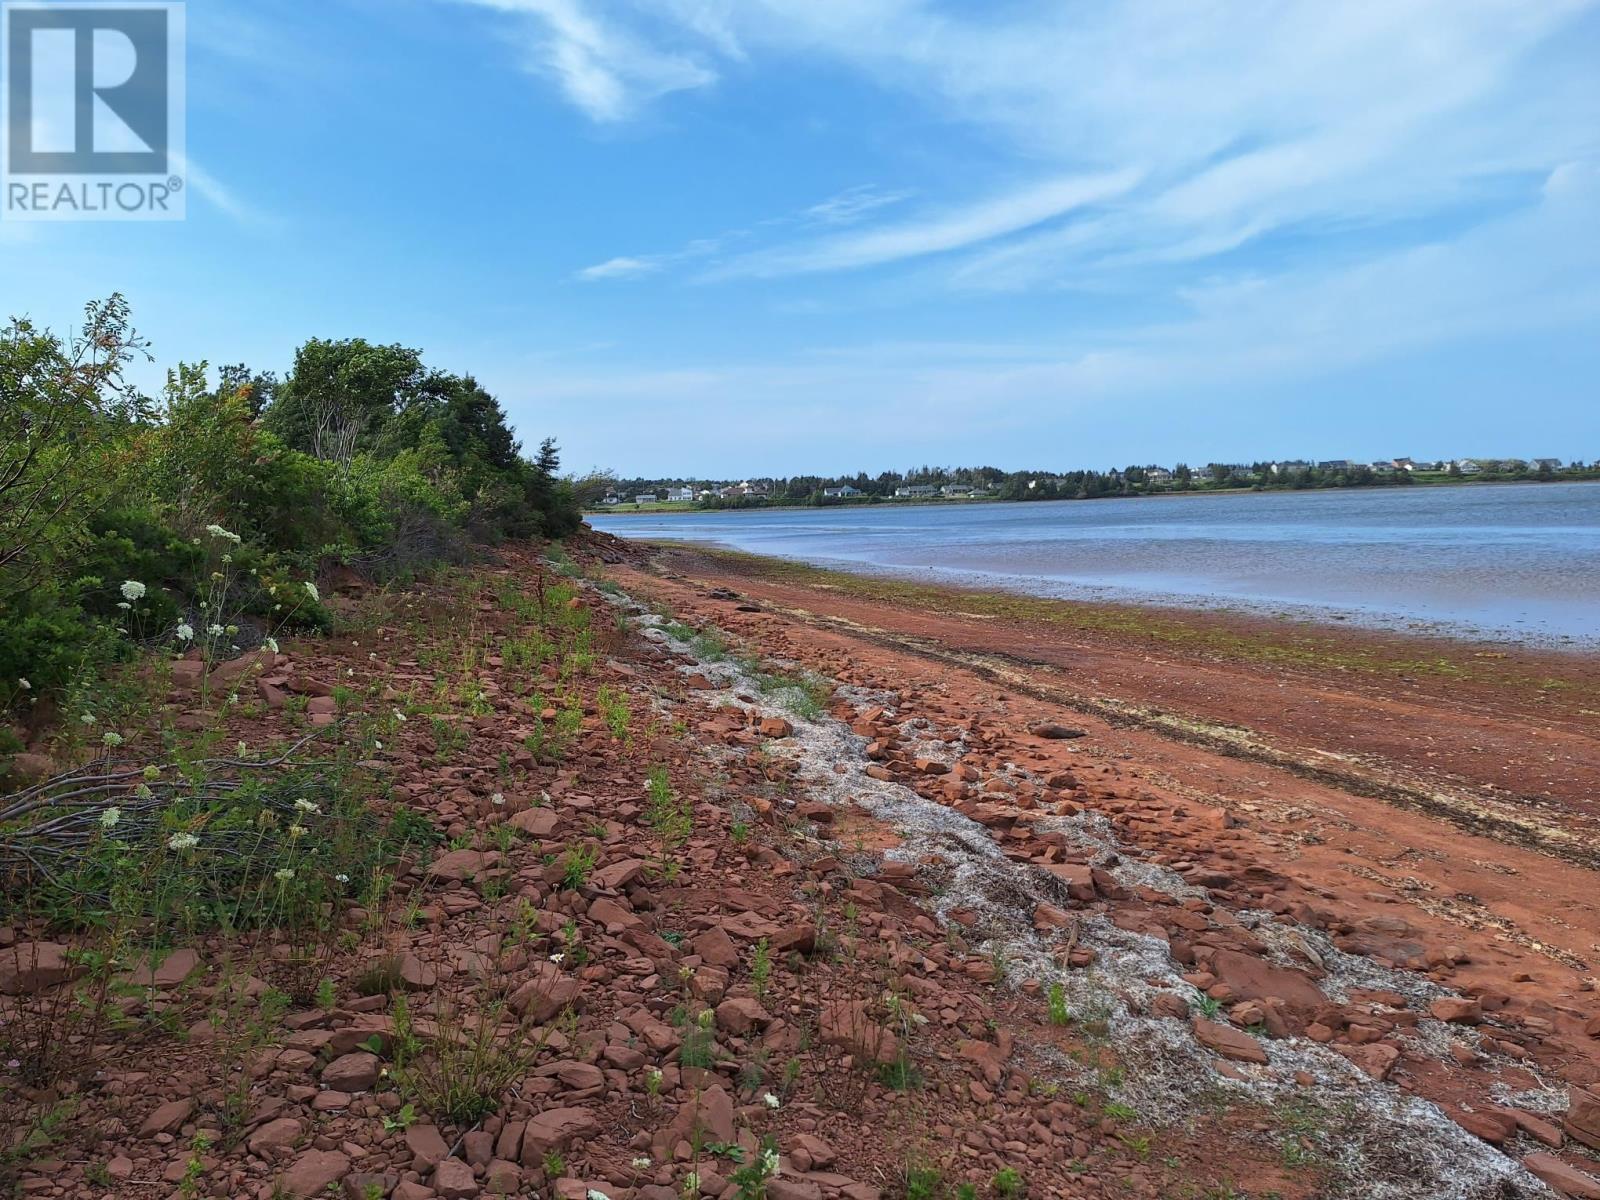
[510,808,560,838]
[1029,723,1086,740]
[343,1176,398,1200]
[541,1060,605,1092]
[758,717,793,738]
[434,1157,480,1199]
[1565,1088,1600,1151]
[593,858,647,890]
[406,1124,451,1171]
[0,941,83,994]
[247,1116,304,1155]
[820,999,901,1064]
[428,848,503,882]
[1208,949,1324,1011]
[278,1149,352,1198]
[322,1050,381,1092]
[1454,1108,1517,1145]
[397,952,438,991]
[1523,1153,1600,1199]
[123,946,202,989]
[1335,1042,1401,1081]
[1428,996,1483,1025]
[1191,1017,1268,1064]
[692,926,740,968]
[139,1096,195,1137]
[788,1133,836,1170]
[768,1180,824,1200]
[715,997,771,1036]
[520,1107,599,1163]
[509,963,584,1021]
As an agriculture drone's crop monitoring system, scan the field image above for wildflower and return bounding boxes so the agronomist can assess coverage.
[683,1173,699,1196]
[175,623,194,641]
[134,783,153,800]
[117,601,131,610]
[393,709,407,722]
[80,712,95,725]
[288,824,307,840]
[167,832,199,851]
[304,581,320,603]
[762,1092,780,1109]
[274,868,295,883]
[645,1066,663,1084]
[220,553,233,564]
[490,792,505,806]
[102,731,123,747]
[373,739,383,750]
[100,806,121,829]
[120,580,146,601]
[264,637,279,654]
[549,952,565,964]
[205,524,241,544]
[207,623,224,637]
[760,1147,779,1174]
[588,1192,611,1200]
[293,798,321,814]
[227,692,239,705]
[334,873,350,884]
[16,678,29,690]
[631,1157,652,1170]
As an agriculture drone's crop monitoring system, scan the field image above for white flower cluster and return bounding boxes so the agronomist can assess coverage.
[167,832,199,851]
[175,623,194,642]
[205,524,242,544]
[120,580,146,601]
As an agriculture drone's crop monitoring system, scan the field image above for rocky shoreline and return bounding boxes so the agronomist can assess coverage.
[2,532,1598,1199]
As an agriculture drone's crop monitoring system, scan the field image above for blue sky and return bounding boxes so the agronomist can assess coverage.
[3,0,1599,477]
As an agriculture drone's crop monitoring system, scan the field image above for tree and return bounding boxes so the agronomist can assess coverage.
[0,295,152,600]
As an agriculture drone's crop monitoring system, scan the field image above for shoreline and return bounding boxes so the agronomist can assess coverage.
[586,474,1600,517]
[622,539,1600,670]
[614,538,1600,852]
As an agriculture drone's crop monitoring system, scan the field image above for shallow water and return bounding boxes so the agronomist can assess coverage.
[590,482,1600,646]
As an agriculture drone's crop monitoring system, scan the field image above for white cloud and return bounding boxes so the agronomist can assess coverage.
[708,170,1141,278]
[576,255,660,281]
[475,0,1598,291]
[453,0,717,121]
[804,185,912,225]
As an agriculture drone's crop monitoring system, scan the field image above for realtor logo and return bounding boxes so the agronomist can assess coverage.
[2,1,185,220]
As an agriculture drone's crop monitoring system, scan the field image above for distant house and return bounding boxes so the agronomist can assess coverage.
[1370,462,1396,474]
[894,484,939,498]
[1145,467,1174,483]
[634,493,658,504]
[1454,460,1483,475]
[665,487,695,502]
[940,484,974,496]
[719,481,768,499]
[1317,460,1353,472]
[822,484,862,498]
[1392,457,1417,472]
[1533,458,1563,471]
[1271,460,1310,475]
[601,494,621,505]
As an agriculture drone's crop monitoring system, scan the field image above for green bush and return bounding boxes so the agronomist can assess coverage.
[0,297,580,725]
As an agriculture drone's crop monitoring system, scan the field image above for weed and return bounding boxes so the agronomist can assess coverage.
[991,1167,1024,1198]
[1046,981,1070,1027]
[560,843,599,890]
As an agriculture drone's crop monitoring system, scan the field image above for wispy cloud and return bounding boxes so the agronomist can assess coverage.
[709,171,1141,278]
[576,256,660,281]
[804,184,913,225]
[175,154,278,229]
[494,0,1597,293]
[452,0,717,122]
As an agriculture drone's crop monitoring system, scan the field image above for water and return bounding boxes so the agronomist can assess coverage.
[589,482,1600,646]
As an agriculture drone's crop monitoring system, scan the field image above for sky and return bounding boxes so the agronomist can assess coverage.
[2,0,1599,478]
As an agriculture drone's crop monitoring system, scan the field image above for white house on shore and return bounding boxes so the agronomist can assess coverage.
[665,487,695,502]
[822,484,862,498]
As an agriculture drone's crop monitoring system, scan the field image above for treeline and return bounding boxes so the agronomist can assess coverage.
[598,456,1595,510]
[1,295,580,725]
